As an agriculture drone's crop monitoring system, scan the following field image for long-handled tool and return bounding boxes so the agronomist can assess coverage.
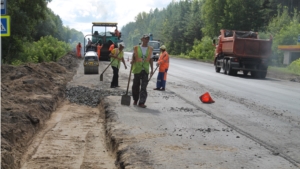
[99,51,121,81]
[148,66,159,81]
[121,65,133,106]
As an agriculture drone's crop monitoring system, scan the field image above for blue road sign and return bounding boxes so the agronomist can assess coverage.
[1,15,10,37]
[1,0,6,15]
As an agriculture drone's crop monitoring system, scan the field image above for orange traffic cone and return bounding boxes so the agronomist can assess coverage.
[199,92,215,103]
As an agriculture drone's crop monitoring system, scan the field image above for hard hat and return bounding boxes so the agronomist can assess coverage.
[141,34,150,39]
[119,42,125,48]
[160,45,166,50]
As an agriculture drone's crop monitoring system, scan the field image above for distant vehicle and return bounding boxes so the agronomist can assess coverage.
[83,51,99,74]
[84,22,123,61]
[148,34,162,61]
[213,29,272,78]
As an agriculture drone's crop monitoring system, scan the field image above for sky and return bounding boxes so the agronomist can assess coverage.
[47,0,174,36]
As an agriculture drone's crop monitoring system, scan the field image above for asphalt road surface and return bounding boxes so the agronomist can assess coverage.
[108,52,300,168]
[22,52,300,169]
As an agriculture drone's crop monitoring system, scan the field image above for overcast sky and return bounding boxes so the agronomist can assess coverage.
[47,0,174,35]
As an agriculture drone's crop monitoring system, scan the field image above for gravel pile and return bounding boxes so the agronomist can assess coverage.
[66,86,132,107]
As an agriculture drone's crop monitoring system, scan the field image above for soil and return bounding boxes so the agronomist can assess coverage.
[1,52,79,169]
[1,53,300,169]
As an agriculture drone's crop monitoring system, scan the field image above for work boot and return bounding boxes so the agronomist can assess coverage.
[138,104,147,108]
[159,88,165,91]
[133,101,137,106]
[153,88,160,90]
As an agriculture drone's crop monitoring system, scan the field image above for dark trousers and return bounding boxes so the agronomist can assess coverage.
[111,66,119,87]
[156,71,167,89]
[132,70,149,104]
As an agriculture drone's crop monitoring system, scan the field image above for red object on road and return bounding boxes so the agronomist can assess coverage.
[199,92,215,103]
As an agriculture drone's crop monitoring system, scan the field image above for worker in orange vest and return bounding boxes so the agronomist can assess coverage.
[153,45,169,91]
[97,43,103,59]
[109,43,115,52]
[76,42,82,58]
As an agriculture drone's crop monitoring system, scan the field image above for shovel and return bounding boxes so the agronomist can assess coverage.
[121,65,133,106]
[148,66,159,81]
[99,51,121,81]
[100,61,113,81]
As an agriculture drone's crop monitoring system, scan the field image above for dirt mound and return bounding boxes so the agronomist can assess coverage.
[1,52,80,169]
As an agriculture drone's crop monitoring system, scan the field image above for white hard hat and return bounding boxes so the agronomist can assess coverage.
[119,42,125,48]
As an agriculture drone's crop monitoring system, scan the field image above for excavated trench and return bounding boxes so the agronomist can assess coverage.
[17,86,122,169]
[65,86,129,169]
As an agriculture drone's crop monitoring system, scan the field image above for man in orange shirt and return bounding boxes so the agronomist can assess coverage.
[153,45,169,91]
[76,42,82,58]
[97,43,103,59]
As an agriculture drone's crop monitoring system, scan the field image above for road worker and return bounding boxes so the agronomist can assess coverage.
[153,45,169,91]
[97,43,103,59]
[76,42,82,58]
[131,34,154,108]
[114,28,120,39]
[109,43,115,52]
[109,43,127,88]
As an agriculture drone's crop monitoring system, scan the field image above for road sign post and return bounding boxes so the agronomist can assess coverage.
[1,15,10,37]
[298,34,300,44]
[1,0,6,15]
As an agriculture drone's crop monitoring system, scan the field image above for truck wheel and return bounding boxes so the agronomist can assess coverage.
[243,71,249,76]
[227,60,237,76]
[215,65,221,73]
[223,60,228,74]
[259,71,267,79]
[258,66,267,79]
[250,71,257,78]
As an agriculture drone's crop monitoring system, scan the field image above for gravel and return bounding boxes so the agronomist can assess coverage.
[65,86,132,107]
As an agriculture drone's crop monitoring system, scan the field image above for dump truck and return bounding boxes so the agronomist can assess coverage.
[84,22,122,61]
[213,29,273,78]
[148,33,162,61]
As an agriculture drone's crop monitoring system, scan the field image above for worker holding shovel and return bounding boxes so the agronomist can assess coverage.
[109,43,127,88]
[131,34,154,108]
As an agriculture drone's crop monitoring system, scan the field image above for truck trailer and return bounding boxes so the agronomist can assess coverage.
[213,29,273,78]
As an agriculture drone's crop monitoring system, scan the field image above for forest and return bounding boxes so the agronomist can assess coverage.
[1,0,84,65]
[1,0,299,72]
[121,0,300,69]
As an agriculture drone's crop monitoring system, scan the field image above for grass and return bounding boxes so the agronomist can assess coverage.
[268,66,300,76]
[170,54,214,63]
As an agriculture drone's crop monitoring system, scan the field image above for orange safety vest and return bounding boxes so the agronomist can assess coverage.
[97,45,102,58]
[157,51,169,72]
[76,44,81,57]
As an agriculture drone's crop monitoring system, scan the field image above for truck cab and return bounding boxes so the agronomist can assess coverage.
[148,40,161,61]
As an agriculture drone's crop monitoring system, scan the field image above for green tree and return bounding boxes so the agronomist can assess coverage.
[188,36,215,60]
[2,0,51,63]
[202,0,268,37]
